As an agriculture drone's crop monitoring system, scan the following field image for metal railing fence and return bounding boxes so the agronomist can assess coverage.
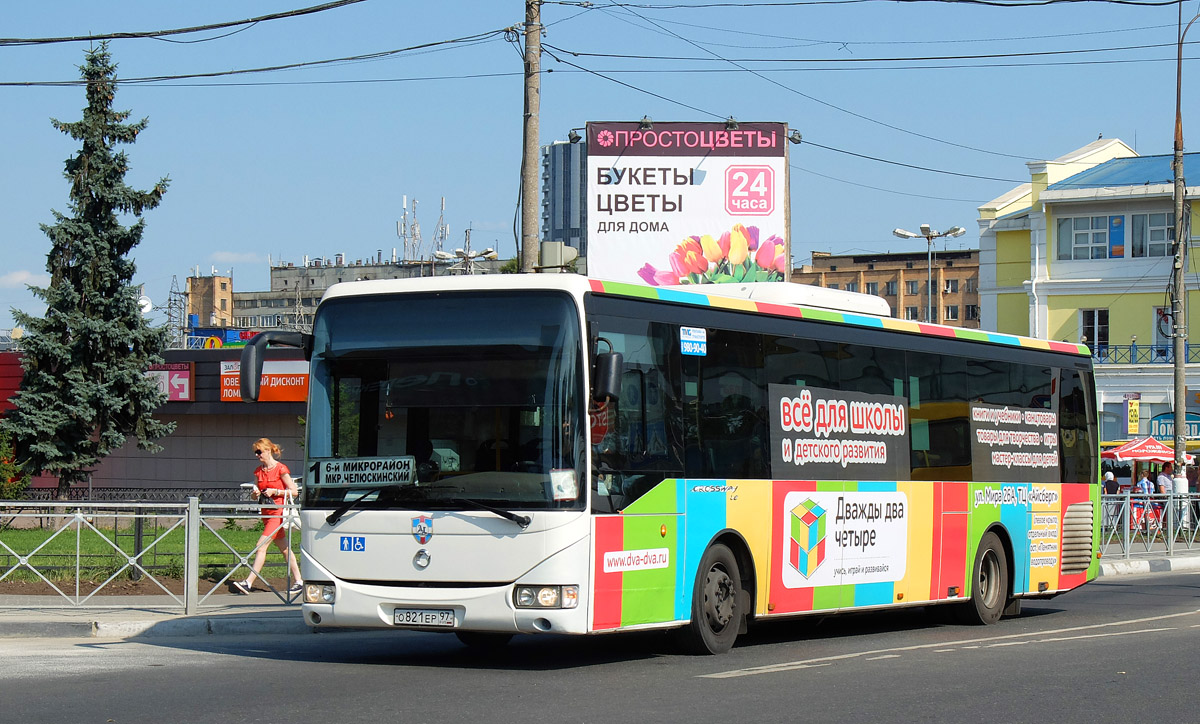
[0,497,301,612]
[1099,492,1200,559]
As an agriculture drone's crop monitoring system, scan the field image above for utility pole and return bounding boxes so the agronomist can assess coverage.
[1172,4,1199,481]
[520,1,542,273]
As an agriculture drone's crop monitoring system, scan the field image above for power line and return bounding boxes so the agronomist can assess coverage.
[0,0,370,46]
[632,18,1177,47]
[0,29,513,87]
[601,0,1184,8]
[542,46,1024,182]
[542,38,1200,65]
[590,2,1035,159]
[792,165,990,202]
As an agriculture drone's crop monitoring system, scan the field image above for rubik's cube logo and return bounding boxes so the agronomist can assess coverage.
[788,499,826,577]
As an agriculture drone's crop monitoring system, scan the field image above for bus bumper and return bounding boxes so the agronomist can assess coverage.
[300,545,592,635]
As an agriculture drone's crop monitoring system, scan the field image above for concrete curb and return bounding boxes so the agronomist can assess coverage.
[0,613,313,639]
[1098,555,1200,577]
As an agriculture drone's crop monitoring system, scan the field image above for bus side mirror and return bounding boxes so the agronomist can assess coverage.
[593,351,623,403]
[240,330,312,402]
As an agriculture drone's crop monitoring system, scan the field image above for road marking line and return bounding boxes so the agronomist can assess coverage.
[866,654,900,660]
[934,649,956,653]
[699,608,1200,679]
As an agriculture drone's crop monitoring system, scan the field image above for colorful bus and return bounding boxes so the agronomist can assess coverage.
[241,274,1099,654]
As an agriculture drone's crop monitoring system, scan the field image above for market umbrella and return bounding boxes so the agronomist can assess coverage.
[1100,436,1195,464]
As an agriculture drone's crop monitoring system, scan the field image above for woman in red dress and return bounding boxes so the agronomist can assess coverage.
[231,438,303,594]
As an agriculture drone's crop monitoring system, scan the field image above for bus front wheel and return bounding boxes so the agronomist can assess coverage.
[960,532,1008,625]
[675,543,743,655]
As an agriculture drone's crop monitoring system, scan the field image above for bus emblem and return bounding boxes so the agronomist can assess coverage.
[412,515,433,544]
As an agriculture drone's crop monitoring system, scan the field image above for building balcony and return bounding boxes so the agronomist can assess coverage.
[1091,343,1197,364]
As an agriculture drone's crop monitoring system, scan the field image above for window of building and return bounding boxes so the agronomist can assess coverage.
[965,277,977,293]
[906,280,919,295]
[866,282,879,295]
[885,281,897,296]
[1056,216,1113,260]
[1131,212,1174,257]
[1081,308,1109,353]
[219,299,227,310]
[905,306,919,320]
[845,282,858,293]
[966,305,979,320]
[945,305,959,321]
[828,283,839,290]
[944,279,959,294]
[220,282,227,291]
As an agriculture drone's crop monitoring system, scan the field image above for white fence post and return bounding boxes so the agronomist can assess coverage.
[185,497,200,615]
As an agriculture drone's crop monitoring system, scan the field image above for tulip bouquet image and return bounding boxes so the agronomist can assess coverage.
[637,223,787,286]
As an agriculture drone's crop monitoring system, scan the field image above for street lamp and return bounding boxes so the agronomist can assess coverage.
[894,224,966,323]
[1172,5,1200,479]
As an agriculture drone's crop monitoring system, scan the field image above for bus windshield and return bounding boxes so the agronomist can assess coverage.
[305,290,585,511]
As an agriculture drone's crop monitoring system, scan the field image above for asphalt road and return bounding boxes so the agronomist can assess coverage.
[3,571,1197,724]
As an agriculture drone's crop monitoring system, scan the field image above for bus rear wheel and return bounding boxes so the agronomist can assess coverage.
[675,543,743,655]
[959,532,1008,625]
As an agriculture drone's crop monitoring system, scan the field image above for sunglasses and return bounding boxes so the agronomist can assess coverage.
[253,450,263,456]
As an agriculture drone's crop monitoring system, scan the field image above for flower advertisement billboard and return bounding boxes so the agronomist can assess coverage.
[585,121,789,285]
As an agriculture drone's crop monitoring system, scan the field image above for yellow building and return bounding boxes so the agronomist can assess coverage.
[978,138,1200,442]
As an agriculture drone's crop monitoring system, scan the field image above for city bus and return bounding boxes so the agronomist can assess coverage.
[240,274,1099,654]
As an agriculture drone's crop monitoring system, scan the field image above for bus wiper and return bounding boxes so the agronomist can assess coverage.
[326,487,384,526]
[453,498,532,529]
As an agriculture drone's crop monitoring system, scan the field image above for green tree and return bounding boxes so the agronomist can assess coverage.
[2,43,173,498]
[0,429,30,500]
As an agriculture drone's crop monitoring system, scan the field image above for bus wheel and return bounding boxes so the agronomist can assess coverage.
[960,532,1008,625]
[455,631,513,650]
[675,543,743,655]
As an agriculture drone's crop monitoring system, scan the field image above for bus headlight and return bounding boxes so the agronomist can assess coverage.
[514,585,578,609]
[304,582,336,604]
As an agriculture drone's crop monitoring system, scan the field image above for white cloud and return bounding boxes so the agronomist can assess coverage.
[210,251,261,264]
[0,270,49,289]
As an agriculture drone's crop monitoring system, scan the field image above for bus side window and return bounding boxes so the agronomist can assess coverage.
[1058,368,1097,484]
[908,351,971,481]
[697,329,767,479]
[589,318,684,512]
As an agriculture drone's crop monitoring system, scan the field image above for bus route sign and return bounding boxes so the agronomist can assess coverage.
[318,456,416,487]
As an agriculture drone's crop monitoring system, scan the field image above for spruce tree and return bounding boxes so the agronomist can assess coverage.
[2,43,173,498]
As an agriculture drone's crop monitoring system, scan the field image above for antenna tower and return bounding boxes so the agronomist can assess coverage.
[163,275,187,349]
[397,196,424,261]
[433,197,450,254]
[286,269,312,334]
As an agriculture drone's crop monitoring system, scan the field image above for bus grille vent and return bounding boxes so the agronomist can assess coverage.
[1060,501,1094,575]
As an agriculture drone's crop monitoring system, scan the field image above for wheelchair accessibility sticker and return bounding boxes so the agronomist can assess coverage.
[340,536,366,552]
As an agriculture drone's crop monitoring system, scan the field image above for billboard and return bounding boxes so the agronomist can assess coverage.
[220,360,309,402]
[585,121,790,285]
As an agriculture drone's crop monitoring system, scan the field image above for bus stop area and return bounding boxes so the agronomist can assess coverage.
[1,543,1196,640]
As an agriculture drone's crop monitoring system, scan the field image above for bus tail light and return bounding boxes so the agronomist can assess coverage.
[515,585,579,609]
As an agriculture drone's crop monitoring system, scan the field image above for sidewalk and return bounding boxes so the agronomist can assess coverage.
[2,548,1199,640]
[0,590,312,639]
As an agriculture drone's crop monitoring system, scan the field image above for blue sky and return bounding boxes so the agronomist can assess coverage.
[1,0,1196,329]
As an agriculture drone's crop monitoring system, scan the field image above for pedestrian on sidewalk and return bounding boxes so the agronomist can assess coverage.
[231,438,303,595]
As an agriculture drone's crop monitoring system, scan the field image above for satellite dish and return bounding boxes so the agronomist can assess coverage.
[138,296,153,315]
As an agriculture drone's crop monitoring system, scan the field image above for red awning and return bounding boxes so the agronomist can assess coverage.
[1100,436,1195,464]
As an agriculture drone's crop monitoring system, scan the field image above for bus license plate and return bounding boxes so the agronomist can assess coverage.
[393,608,455,627]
